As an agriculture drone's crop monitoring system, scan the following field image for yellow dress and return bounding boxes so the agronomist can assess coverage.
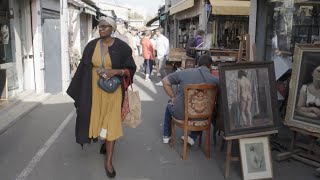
[89,41,123,141]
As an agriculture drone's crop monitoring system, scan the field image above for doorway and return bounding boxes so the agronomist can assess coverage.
[43,19,62,94]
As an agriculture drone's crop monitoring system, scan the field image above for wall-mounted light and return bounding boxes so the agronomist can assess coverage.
[8,8,14,19]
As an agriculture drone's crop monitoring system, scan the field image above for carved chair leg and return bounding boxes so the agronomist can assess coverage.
[182,128,188,160]
[205,126,211,159]
[213,127,217,146]
[199,131,203,147]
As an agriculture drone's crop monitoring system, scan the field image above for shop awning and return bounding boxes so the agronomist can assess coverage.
[146,16,159,26]
[209,0,250,16]
[169,0,194,15]
[294,0,320,5]
[68,0,97,16]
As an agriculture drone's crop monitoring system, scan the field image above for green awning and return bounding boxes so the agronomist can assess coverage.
[160,14,167,21]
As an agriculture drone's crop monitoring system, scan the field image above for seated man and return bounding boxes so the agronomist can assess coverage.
[161,55,219,145]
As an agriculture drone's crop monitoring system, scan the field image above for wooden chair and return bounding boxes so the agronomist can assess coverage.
[171,84,218,160]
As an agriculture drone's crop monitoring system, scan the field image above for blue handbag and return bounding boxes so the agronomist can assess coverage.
[97,40,121,93]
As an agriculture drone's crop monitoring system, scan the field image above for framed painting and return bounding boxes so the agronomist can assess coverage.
[239,136,273,180]
[219,62,279,136]
[285,44,320,133]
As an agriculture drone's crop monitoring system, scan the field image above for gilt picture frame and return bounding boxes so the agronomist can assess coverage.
[285,44,320,133]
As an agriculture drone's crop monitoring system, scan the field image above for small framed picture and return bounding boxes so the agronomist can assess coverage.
[239,136,273,180]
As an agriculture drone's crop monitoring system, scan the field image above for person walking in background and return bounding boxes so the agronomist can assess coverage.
[114,22,129,44]
[194,30,205,61]
[126,27,139,66]
[150,32,158,70]
[155,27,169,86]
[137,31,143,56]
[67,16,136,178]
[141,30,155,82]
[194,30,205,48]
[134,28,141,59]
[150,32,157,50]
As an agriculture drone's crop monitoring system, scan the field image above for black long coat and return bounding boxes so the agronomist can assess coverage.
[67,38,136,145]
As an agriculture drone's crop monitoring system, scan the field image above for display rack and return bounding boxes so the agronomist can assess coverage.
[276,126,320,174]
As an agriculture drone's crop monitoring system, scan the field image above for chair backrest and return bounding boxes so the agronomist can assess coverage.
[184,84,218,120]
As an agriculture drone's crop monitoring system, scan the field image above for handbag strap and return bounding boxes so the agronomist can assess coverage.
[100,39,133,91]
[100,39,105,68]
[198,68,207,83]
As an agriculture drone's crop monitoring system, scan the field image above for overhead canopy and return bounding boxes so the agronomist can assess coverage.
[294,0,320,5]
[148,26,159,31]
[68,0,96,16]
[146,16,159,26]
[209,0,250,16]
[169,0,194,15]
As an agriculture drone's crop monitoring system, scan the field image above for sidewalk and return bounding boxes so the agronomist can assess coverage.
[0,90,50,134]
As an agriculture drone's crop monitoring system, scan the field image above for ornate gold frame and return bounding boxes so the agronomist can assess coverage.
[285,44,320,133]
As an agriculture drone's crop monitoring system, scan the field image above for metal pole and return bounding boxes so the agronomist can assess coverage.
[60,0,70,94]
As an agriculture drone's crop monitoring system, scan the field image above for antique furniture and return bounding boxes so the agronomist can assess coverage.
[170,84,218,160]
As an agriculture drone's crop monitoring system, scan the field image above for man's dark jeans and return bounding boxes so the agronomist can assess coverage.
[163,103,201,141]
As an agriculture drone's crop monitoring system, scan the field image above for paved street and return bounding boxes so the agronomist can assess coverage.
[0,62,318,180]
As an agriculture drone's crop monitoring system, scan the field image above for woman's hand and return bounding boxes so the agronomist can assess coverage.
[169,97,175,105]
[99,69,116,79]
[103,69,116,79]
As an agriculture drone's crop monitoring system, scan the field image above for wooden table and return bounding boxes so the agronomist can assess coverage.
[189,47,238,54]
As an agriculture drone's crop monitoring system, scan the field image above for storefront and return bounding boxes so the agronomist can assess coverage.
[208,0,250,49]
[167,0,208,48]
[0,0,35,99]
[166,0,250,50]
[256,0,320,65]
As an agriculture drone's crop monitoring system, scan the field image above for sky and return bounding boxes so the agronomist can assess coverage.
[101,0,164,17]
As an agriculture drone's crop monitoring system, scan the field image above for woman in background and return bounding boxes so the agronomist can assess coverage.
[141,30,155,82]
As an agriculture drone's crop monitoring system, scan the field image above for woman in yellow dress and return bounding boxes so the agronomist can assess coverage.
[67,16,136,178]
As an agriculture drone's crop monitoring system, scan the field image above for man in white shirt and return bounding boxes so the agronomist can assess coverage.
[155,27,169,86]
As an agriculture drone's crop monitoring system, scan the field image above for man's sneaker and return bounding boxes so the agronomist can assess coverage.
[181,136,195,146]
[163,136,171,144]
[144,78,151,82]
[155,81,163,86]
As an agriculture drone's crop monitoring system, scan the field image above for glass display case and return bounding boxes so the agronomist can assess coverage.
[0,1,19,98]
[265,0,320,61]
